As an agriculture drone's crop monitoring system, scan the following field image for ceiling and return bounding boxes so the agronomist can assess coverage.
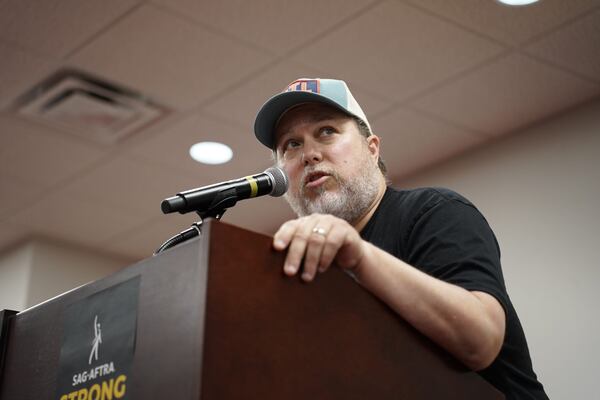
[1,0,599,261]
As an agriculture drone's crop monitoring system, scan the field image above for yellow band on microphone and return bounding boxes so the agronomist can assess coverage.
[245,176,258,197]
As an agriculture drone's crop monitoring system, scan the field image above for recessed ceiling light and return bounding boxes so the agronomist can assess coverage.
[496,0,539,6]
[189,141,233,165]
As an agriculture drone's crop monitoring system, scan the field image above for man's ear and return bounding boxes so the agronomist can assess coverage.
[367,134,381,160]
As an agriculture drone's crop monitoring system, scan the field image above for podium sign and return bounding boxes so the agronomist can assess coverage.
[54,277,139,400]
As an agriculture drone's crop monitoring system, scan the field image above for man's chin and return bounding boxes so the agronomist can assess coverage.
[286,184,344,217]
[304,191,344,213]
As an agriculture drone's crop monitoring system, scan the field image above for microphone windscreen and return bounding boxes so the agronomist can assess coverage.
[265,166,288,197]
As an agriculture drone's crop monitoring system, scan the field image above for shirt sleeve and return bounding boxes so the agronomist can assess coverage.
[405,197,510,314]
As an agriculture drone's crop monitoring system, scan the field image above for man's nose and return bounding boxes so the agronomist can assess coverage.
[302,141,323,166]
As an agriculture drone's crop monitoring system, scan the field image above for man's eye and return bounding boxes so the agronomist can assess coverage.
[285,140,301,150]
[320,126,335,136]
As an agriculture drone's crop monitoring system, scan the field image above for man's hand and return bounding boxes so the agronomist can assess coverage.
[273,214,367,282]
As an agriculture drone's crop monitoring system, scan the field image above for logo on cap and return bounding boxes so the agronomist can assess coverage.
[285,79,320,94]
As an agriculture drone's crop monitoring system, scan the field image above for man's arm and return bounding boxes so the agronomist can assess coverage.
[273,214,506,371]
[355,241,505,370]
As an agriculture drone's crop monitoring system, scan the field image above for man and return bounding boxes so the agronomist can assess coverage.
[253,78,548,399]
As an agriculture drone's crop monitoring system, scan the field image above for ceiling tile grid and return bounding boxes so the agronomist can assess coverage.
[101,193,297,260]
[404,0,600,46]
[0,114,108,187]
[100,212,204,260]
[372,106,487,179]
[68,3,275,111]
[1,0,599,260]
[127,111,272,179]
[525,8,600,83]
[151,0,378,55]
[203,59,392,131]
[0,42,61,110]
[412,53,600,135]
[102,197,296,259]
[0,0,141,58]
[292,0,505,102]
[224,194,296,235]
[54,154,206,218]
[0,175,47,220]
[6,190,151,249]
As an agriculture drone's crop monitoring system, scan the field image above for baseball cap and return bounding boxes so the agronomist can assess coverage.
[254,78,372,149]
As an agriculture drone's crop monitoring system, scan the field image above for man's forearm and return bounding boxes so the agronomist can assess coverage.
[353,241,506,371]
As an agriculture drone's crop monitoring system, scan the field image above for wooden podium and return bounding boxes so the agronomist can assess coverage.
[0,220,503,399]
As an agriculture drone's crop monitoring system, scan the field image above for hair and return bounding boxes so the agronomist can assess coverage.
[352,117,387,176]
[271,115,388,177]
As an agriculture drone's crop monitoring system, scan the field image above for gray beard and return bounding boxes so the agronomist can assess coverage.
[284,160,381,224]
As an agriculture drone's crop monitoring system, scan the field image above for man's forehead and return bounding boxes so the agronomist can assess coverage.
[275,103,350,135]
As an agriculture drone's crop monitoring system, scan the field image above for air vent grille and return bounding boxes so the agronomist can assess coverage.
[15,69,168,144]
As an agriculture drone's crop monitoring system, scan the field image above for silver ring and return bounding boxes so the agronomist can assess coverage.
[312,226,327,236]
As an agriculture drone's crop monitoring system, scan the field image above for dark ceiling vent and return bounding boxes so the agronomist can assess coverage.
[14,69,168,144]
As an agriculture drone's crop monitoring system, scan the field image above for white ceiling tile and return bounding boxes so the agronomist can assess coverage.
[224,194,296,236]
[153,0,373,54]
[0,114,107,187]
[203,60,391,130]
[103,188,296,260]
[103,197,296,260]
[68,4,273,110]
[101,213,204,260]
[0,42,61,110]
[1,0,598,259]
[7,191,148,247]
[525,9,600,82]
[412,54,600,135]
[57,155,207,218]
[406,0,599,46]
[128,112,272,182]
[0,0,140,58]
[292,1,504,102]
[372,106,487,179]
[0,175,46,219]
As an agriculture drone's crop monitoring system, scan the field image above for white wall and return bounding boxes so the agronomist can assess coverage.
[0,238,131,310]
[399,99,600,399]
[0,242,33,310]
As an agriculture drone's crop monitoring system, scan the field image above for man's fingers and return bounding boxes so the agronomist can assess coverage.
[283,226,310,276]
[301,222,332,281]
[317,224,346,273]
[273,219,299,250]
[273,215,363,281]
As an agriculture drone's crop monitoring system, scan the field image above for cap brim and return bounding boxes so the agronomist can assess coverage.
[254,91,353,149]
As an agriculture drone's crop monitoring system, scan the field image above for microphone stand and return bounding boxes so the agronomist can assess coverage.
[154,186,240,255]
[153,207,227,255]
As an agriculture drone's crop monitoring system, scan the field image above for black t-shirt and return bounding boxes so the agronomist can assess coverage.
[360,186,548,400]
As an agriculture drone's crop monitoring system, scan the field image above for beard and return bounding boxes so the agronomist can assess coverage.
[284,155,381,224]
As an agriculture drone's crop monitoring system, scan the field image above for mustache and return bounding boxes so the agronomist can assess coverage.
[299,167,340,192]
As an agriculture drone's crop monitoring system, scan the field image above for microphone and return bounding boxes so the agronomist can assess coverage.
[161,166,288,215]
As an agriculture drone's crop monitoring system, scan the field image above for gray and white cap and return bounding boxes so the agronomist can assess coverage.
[254,78,372,149]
